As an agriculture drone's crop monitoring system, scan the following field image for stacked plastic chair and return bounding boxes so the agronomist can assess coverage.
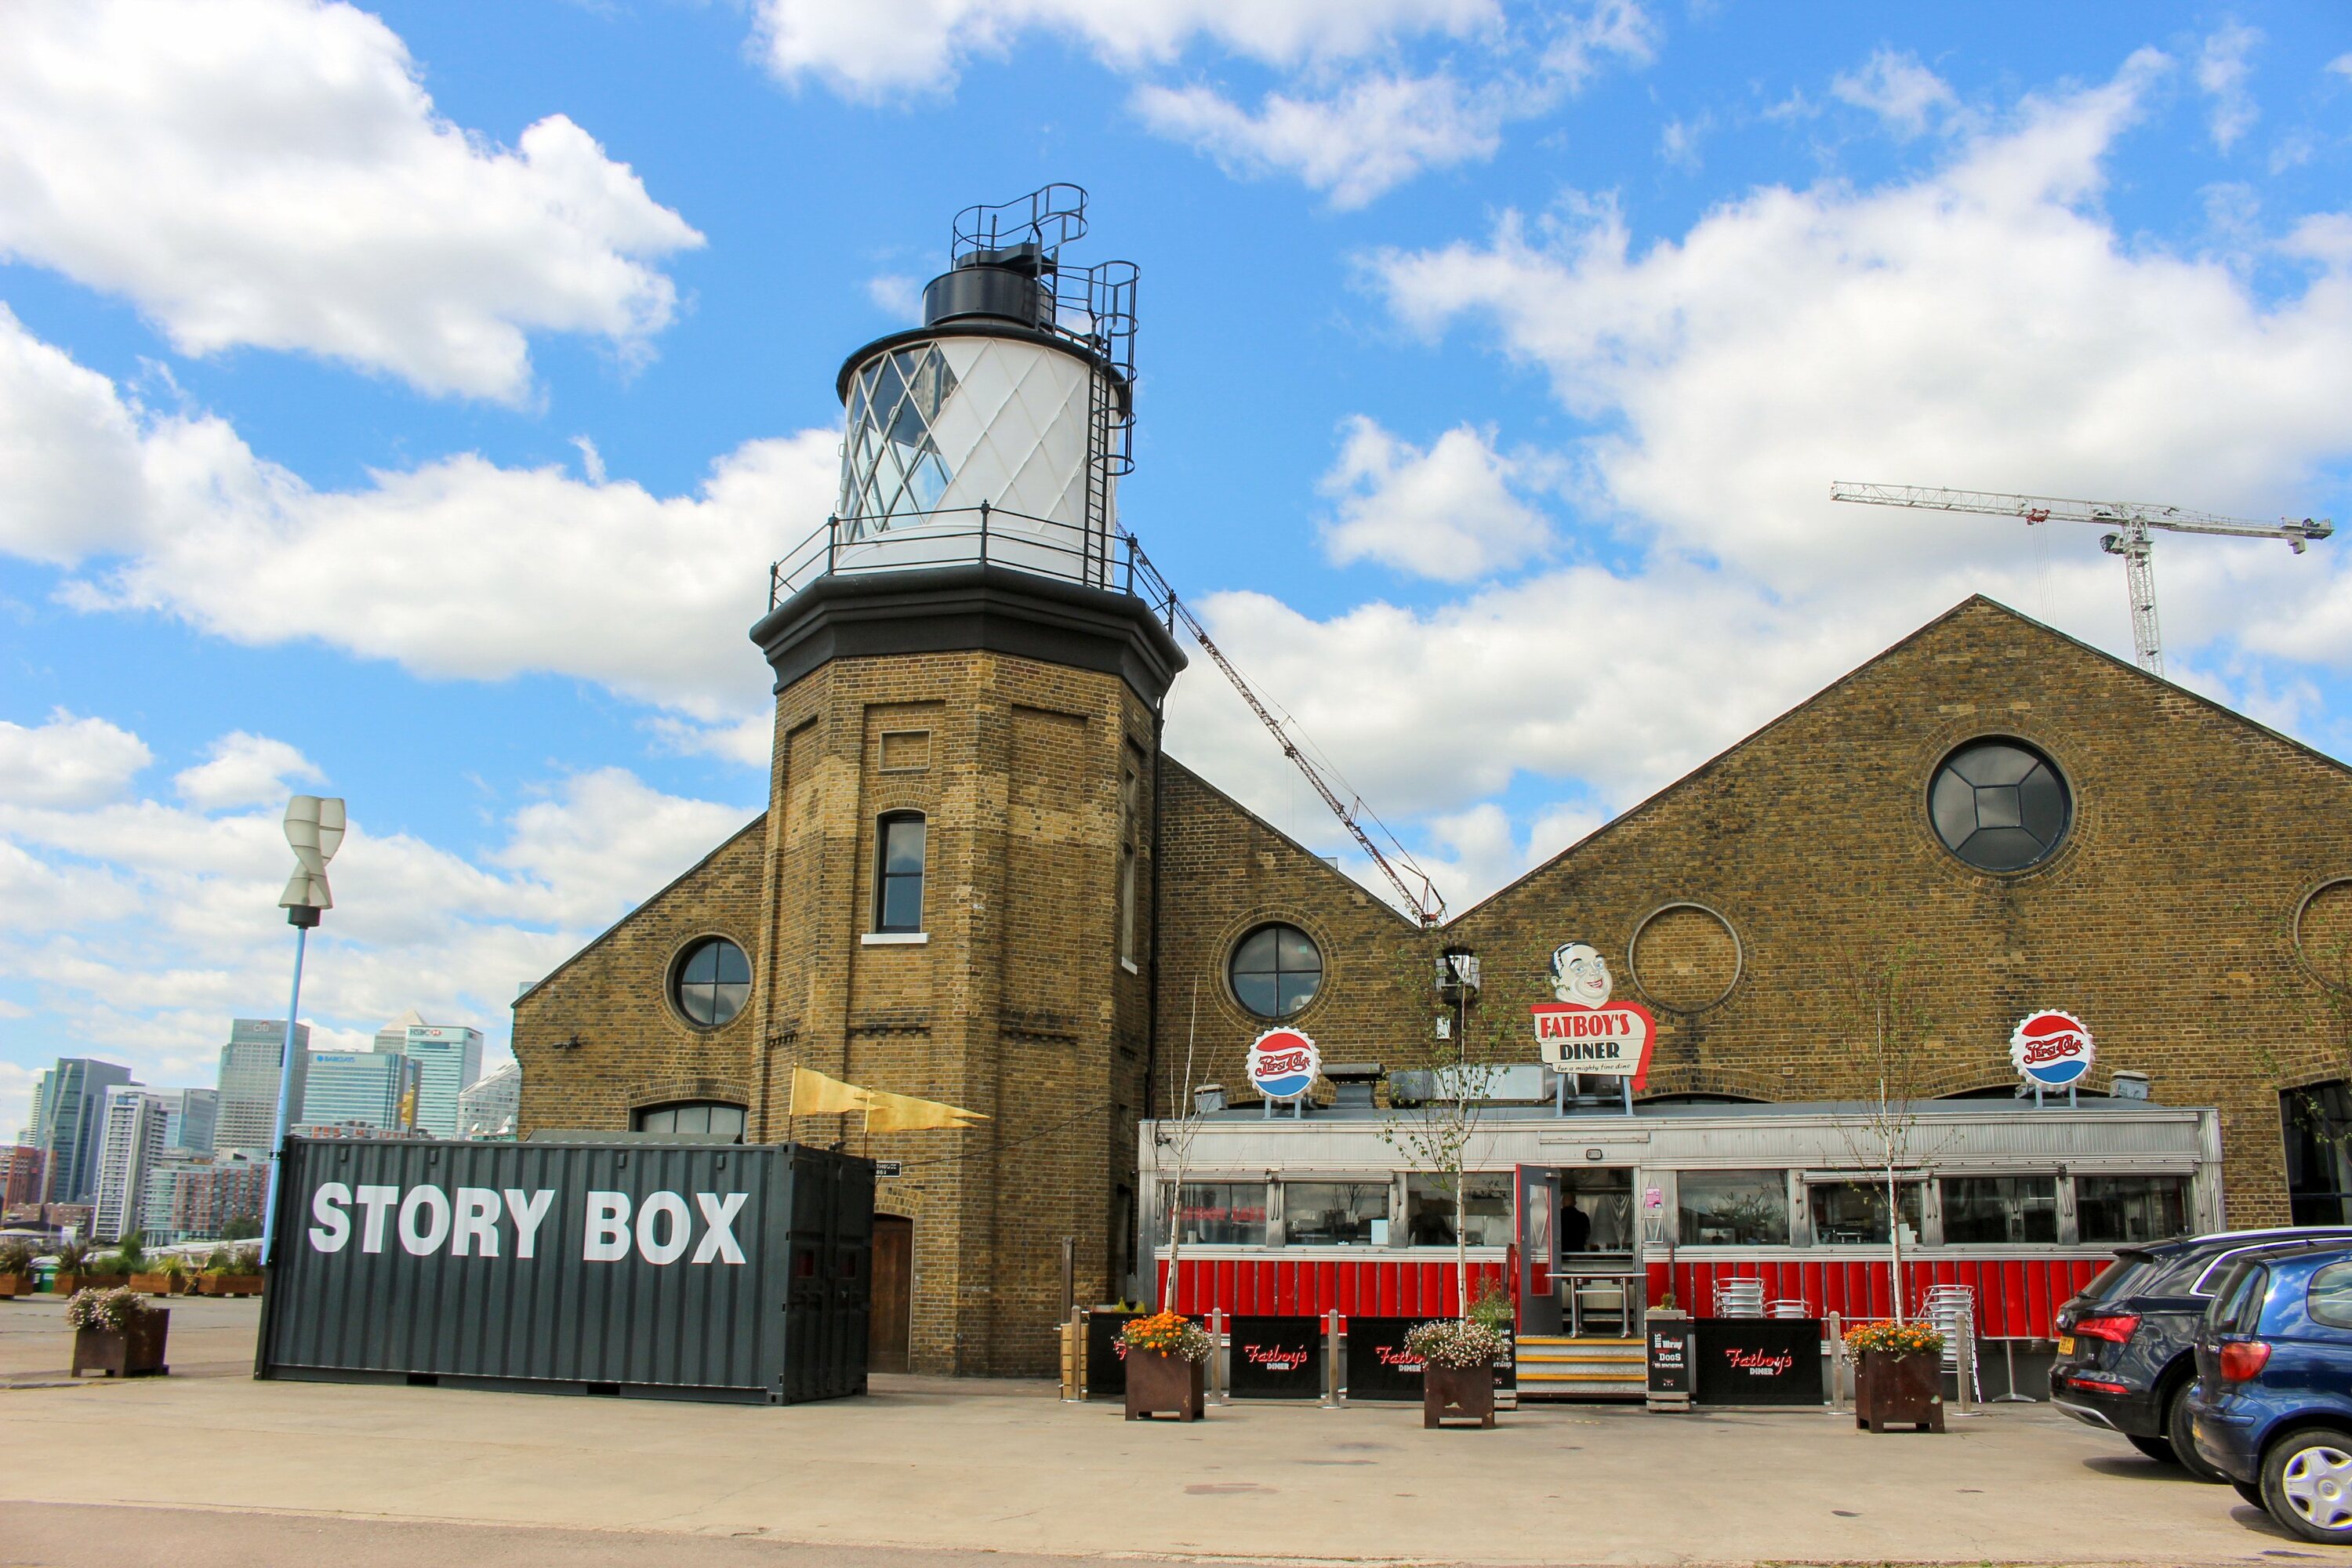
[1714,1277,1766,1319]
[1766,1298,1810,1319]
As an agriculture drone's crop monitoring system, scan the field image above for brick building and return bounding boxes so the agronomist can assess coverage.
[516,191,2352,1376]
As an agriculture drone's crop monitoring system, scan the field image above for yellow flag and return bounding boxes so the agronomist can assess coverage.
[788,1065,871,1117]
[788,1065,985,1131]
[862,1086,989,1132]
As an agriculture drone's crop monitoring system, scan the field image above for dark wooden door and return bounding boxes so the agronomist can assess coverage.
[869,1215,913,1373]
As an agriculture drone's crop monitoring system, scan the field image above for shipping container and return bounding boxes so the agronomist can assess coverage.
[257,1138,873,1404]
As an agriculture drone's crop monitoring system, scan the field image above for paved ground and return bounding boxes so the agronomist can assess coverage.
[0,1295,2314,1567]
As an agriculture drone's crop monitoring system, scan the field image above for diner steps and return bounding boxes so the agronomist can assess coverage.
[1515,1336,1646,1401]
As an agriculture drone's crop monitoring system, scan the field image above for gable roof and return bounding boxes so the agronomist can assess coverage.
[1160,753,1425,934]
[511,811,768,1008]
[1448,592,2352,924]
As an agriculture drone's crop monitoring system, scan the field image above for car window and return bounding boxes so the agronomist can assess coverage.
[2211,1264,2269,1334]
[2082,1254,2158,1301]
[2309,1262,2352,1330]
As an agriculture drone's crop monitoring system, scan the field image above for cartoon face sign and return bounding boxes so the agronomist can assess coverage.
[1549,942,1612,1007]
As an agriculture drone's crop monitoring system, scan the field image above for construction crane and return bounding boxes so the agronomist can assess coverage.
[1156,591,1446,927]
[1828,482,2333,677]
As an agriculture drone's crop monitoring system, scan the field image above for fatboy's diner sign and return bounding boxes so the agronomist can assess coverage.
[307,1181,750,1266]
[1529,942,1658,1086]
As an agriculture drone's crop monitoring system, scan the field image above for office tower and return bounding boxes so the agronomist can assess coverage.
[214,1018,310,1152]
[163,1087,220,1153]
[458,1062,521,1139]
[374,1015,483,1140]
[299,1051,419,1134]
[93,1085,170,1242]
[27,1058,134,1203]
[143,1152,269,1243]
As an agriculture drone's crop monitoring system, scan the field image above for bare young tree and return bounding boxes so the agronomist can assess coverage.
[1830,941,1947,1323]
[1379,942,1509,1319]
[1155,984,1207,1315]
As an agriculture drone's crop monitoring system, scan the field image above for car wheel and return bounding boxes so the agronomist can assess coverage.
[2263,1428,2352,1544]
[2168,1385,2227,1483]
[2233,1479,2266,1508]
[2127,1433,2177,1463]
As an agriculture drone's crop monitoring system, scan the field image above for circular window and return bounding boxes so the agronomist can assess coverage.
[1630,903,1742,1012]
[1229,923,1323,1019]
[671,937,751,1028]
[1929,739,2071,873]
[2299,879,2352,992]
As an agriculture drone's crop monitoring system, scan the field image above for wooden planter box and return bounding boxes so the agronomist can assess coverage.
[71,1308,170,1378]
[1124,1350,1205,1421]
[129,1272,177,1296]
[0,1273,25,1299]
[79,1273,129,1292]
[198,1274,264,1298]
[1423,1362,1497,1428]
[1856,1348,1944,1433]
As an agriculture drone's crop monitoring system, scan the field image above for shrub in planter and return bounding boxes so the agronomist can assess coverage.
[0,1240,35,1298]
[199,1246,265,1296]
[1120,1311,1211,1421]
[1408,1318,1510,1429]
[66,1287,170,1377]
[1845,1320,1946,1434]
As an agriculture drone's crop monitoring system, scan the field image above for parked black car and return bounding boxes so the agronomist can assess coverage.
[2052,1227,2352,1479]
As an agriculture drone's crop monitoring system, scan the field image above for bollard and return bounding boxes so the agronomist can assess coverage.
[1825,1312,1846,1411]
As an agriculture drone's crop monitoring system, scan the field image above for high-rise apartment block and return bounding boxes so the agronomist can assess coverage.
[0,1145,46,1211]
[214,1018,310,1152]
[162,1087,220,1154]
[27,1058,133,1203]
[457,1061,521,1139]
[300,1051,419,1134]
[143,1152,269,1243]
[372,1011,481,1139]
[93,1085,170,1242]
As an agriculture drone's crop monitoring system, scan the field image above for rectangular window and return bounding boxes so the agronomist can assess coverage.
[1165,1181,1265,1246]
[1118,844,1138,964]
[1677,1169,1791,1246]
[1405,1173,1512,1247]
[1282,1181,1389,1246]
[1808,1180,1926,1246]
[1940,1174,2059,1244]
[2076,1174,2191,1245]
[875,815,926,933]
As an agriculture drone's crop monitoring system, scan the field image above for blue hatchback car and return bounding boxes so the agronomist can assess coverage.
[2190,1244,2352,1544]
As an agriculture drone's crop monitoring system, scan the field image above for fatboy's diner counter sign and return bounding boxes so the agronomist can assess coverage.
[1530,942,1657,1087]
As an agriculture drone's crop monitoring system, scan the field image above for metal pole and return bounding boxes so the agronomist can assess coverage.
[259,920,310,1267]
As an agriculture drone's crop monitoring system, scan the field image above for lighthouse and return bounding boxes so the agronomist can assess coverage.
[742,187,1185,1374]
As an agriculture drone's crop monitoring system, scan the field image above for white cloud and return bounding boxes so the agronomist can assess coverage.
[2196,20,2261,153]
[1154,48,2352,914]
[2331,53,2352,82]
[0,307,836,729]
[1319,416,1550,580]
[753,0,1501,100]
[1831,48,1958,139]
[0,729,756,1111]
[0,0,703,401]
[0,710,153,809]
[866,274,924,319]
[1129,3,1653,205]
[1659,114,1709,172]
[173,734,325,812]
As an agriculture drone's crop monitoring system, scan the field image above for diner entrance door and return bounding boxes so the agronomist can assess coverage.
[869,1214,913,1373]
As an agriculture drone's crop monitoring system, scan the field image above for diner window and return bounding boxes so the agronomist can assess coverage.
[1677,1170,1791,1246]
[1809,1180,1925,1246]
[2076,1174,2191,1244]
[1940,1175,2059,1243]
[1283,1181,1389,1246]
[633,1102,746,1141]
[1405,1173,1513,1247]
[1166,1181,1266,1246]
[874,813,926,933]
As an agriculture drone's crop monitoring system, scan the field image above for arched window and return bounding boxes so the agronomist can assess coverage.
[633,1102,747,1141]
[875,813,927,934]
[670,937,751,1028]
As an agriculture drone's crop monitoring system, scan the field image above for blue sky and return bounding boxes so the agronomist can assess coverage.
[4,0,2351,1136]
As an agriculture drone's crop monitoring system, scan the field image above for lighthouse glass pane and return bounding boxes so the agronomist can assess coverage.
[1229,922,1322,1019]
[1676,1169,1790,1246]
[671,938,750,1028]
[839,345,960,533]
[1929,740,2070,872]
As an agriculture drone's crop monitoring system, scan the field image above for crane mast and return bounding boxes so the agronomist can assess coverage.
[1828,481,2333,678]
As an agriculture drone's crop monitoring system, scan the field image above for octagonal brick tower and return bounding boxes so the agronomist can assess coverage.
[744,187,1185,1376]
